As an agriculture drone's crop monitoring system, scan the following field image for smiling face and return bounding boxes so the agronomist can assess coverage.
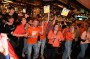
[54,24,59,31]
[33,20,39,27]
[8,17,14,23]
[21,18,26,25]
[9,9,15,14]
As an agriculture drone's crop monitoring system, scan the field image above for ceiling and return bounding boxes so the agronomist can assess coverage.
[1,0,90,11]
[77,0,90,10]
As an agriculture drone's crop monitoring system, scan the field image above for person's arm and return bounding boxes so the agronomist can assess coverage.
[11,32,27,37]
[81,31,87,41]
[52,15,57,25]
[44,13,50,28]
[47,13,50,23]
[11,26,24,37]
[38,26,44,35]
[48,31,54,40]
[58,31,64,41]
[27,33,35,38]
[25,23,30,30]
[43,13,50,28]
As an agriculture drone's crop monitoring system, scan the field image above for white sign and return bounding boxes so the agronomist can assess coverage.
[23,8,26,13]
[44,5,50,13]
[61,8,70,16]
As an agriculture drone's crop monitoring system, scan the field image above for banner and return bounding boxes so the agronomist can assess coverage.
[0,33,19,59]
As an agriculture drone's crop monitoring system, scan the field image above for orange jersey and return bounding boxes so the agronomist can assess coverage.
[48,30,64,47]
[40,22,48,40]
[62,28,69,40]
[26,26,40,44]
[59,26,62,31]
[13,24,25,34]
[66,31,73,41]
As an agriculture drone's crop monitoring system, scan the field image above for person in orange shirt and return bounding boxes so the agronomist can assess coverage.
[48,23,64,59]
[12,17,26,37]
[11,17,27,58]
[26,19,43,59]
[37,13,50,59]
[37,21,48,59]
[62,25,69,40]
[62,24,75,59]
[22,18,33,57]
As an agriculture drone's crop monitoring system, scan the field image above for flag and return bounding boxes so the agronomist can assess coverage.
[0,33,19,59]
[8,41,19,59]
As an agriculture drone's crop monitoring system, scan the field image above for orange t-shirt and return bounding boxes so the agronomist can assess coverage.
[26,26,40,44]
[48,30,64,47]
[40,22,48,40]
[66,31,73,41]
[62,28,69,40]
[59,26,62,31]
[13,24,26,34]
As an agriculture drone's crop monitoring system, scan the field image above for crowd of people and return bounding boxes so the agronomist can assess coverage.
[0,6,90,59]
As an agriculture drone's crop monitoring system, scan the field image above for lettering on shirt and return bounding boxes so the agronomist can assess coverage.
[32,31,38,36]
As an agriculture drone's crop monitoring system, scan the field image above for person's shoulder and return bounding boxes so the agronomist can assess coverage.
[37,26,41,28]
[27,26,33,29]
[82,31,87,34]
[36,26,41,31]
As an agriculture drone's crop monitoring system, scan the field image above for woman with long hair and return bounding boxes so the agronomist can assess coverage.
[11,17,27,58]
[48,23,64,59]
[77,27,90,59]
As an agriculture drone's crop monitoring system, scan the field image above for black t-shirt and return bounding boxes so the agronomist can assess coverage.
[0,22,17,35]
[6,12,18,21]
